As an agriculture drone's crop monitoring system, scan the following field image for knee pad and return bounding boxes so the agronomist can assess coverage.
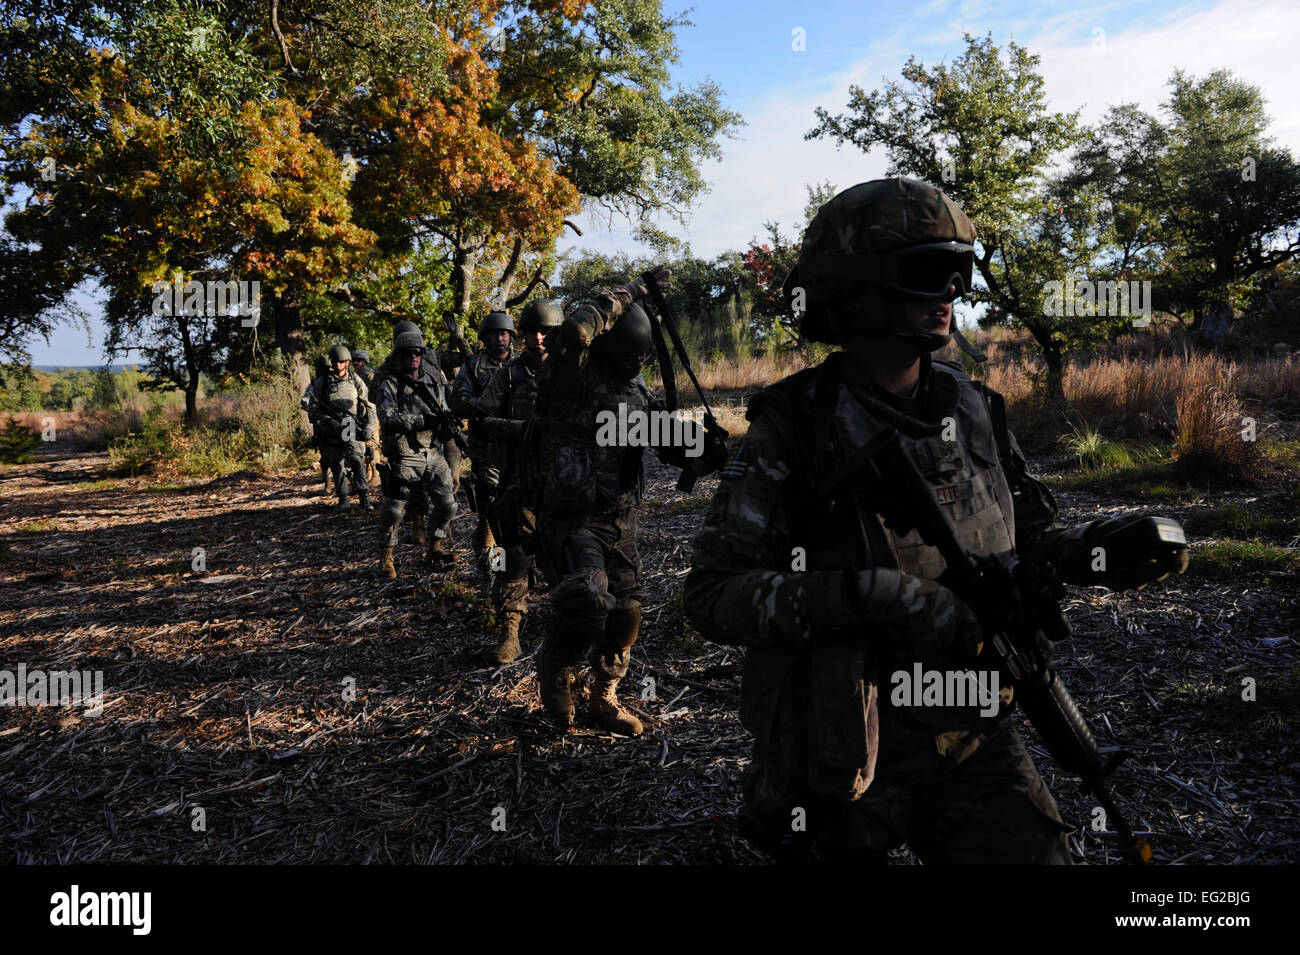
[551,566,615,621]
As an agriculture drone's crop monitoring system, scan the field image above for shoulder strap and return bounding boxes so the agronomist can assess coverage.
[974,381,1014,471]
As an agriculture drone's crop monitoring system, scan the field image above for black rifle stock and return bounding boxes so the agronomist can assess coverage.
[850,427,1152,865]
[406,376,471,456]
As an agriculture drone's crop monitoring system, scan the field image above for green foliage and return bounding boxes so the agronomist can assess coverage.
[1192,504,1297,541]
[496,0,743,225]
[1188,539,1300,579]
[1056,420,1134,470]
[1044,460,1204,502]
[0,415,40,463]
[808,34,1090,398]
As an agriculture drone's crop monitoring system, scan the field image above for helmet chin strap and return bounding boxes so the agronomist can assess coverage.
[882,291,987,360]
[882,292,951,354]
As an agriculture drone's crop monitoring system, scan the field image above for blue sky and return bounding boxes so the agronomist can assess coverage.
[27,0,1300,365]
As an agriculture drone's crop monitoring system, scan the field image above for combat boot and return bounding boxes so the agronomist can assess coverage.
[492,612,523,665]
[536,627,595,728]
[428,535,456,570]
[379,545,396,579]
[358,489,373,511]
[410,523,427,547]
[588,604,644,735]
[588,649,643,736]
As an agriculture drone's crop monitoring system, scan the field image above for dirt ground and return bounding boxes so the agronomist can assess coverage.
[1,446,1296,864]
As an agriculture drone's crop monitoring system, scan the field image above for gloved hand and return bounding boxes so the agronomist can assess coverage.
[628,264,672,299]
[1086,515,1189,591]
[481,417,526,441]
[852,568,985,665]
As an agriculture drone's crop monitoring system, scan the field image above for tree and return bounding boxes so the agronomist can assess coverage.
[808,34,1096,403]
[1152,70,1300,344]
[2,0,741,410]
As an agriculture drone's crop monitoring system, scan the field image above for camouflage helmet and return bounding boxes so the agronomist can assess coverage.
[329,344,351,364]
[601,303,653,358]
[519,298,565,331]
[783,177,976,345]
[351,348,370,365]
[479,311,515,337]
[393,327,425,352]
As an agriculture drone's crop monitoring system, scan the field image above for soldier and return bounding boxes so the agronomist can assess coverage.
[304,353,332,496]
[475,298,563,664]
[526,268,714,735]
[451,311,516,580]
[376,321,458,550]
[684,178,1189,864]
[303,344,374,511]
[350,348,383,489]
[376,325,460,578]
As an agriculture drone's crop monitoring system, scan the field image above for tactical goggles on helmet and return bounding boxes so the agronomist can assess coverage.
[804,241,975,299]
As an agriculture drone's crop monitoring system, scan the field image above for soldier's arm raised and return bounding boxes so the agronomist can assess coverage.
[536,269,666,400]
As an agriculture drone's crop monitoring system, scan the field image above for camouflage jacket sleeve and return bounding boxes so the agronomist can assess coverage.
[1003,425,1098,583]
[450,356,479,419]
[304,377,334,427]
[536,285,638,403]
[377,377,423,435]
[684,405,865,648]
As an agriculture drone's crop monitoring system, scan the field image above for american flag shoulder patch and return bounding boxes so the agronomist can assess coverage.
[721,442,755,480]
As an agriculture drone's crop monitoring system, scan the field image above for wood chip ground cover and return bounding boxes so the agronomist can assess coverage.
[0,449,1295,864]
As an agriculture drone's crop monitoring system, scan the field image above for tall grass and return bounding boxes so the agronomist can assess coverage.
[108,373,308,478]
[1172,353,1262,480]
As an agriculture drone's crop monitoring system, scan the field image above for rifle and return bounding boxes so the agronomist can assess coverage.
[311,396,358,442]
[404,374,471,457]
[639,271,730,491]
[847,427,1153,865]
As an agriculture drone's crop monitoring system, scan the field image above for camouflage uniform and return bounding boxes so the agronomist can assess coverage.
[304,365,373,510]
[685,352,1073,863]
[377,340,459,544]
[527,283,685,734]
[376,363,458,569]
[476,347,544,658]
[686,177,1187,864]
[351,351,383,489]
[452,348,510,566]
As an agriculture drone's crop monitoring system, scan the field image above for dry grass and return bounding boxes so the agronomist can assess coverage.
[648,352,808,396]
[1172,353,1262,480]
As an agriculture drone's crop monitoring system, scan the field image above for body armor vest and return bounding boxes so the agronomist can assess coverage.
[739,354,1020,796]
[536,361,651,515]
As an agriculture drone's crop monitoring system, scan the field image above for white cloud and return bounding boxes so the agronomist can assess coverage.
[559,0,1300,266]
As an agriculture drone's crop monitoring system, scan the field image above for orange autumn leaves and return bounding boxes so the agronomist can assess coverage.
[360,29,580,247]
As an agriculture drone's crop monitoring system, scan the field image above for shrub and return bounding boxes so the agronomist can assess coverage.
[1056,420,1134,470]
[0,416,41,463]
[1172,354,1261,481]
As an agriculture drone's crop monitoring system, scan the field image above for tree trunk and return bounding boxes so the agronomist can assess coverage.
[446,241,479,360]
[178,315,201,423]
[1041,343,1068,410]
[185,376,199,422]
[1197,301,1233,348]
[274,294,311,392]
[272,294,311,438]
